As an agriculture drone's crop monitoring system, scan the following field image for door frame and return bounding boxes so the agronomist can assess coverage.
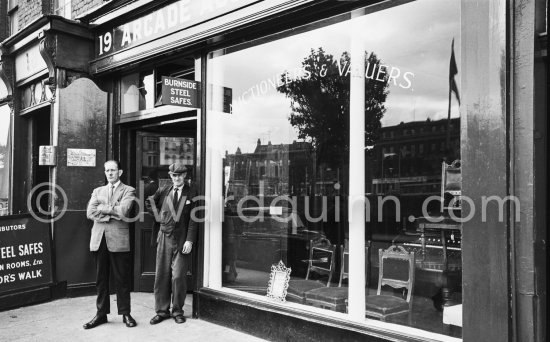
[121,117,199,292]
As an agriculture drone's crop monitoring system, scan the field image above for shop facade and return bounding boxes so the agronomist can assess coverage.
[0,14,103,305]
[1,0,547,341]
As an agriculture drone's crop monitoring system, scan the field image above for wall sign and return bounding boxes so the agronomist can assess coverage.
[67,149,96,167]
[95,0,259,58]
[160,77,200,108]
[0,215,53,293]
[39,146,56,166]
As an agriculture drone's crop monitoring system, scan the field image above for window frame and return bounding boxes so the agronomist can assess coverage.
[202,2,467,341]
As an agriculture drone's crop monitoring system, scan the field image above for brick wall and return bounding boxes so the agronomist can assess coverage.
[73,0,104,18]
[17,0,43,30]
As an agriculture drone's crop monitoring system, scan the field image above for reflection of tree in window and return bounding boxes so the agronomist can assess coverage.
[277,48,389,172]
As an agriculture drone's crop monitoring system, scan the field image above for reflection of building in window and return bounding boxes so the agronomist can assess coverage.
[371,117,460,196]
[142,137,160,167]
[224,139,319,200]
[159,137,194,165]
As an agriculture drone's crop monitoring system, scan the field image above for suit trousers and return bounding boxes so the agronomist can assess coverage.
[94,235,131,315]
[154,232,191,317]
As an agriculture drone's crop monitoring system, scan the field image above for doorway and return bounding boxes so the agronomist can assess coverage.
[30,108,51,214]
[131,117,198,292]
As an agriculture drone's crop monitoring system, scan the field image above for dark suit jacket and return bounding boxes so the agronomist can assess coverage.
[147,184,198,252]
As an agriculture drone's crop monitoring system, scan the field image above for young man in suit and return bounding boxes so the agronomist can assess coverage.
[148,162,198,324]
[84,160,137,329]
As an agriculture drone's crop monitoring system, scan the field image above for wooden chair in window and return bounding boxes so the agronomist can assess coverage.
[441,159,461,212]
[339,241,371,288]
[304,243,370,313]
[286,238,336,304]
[365,245,415,322]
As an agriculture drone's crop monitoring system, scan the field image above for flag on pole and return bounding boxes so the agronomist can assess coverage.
[449,38,460,105]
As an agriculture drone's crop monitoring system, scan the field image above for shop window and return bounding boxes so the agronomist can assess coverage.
[120,60,194,114]
[0,104,12,216]
[120,71,154,113]
[206,0,461,339]
[0,80,7,100]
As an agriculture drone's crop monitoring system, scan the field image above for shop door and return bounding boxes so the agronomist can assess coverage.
[133,121,197,292]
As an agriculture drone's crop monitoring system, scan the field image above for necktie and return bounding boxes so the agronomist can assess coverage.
[173,188,179,209]
[109,185,115,204]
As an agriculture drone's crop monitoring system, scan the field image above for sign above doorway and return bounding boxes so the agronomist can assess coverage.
[160,76,201,108]
[95,0,259,58]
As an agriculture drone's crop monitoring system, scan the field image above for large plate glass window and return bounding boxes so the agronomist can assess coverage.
[207,0,461,338]
[121,71,154,113]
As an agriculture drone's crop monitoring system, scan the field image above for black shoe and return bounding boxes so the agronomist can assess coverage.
[174,315,186,324]
[83,314,107,329]
[123,314,137,328]
[150,315,167,325]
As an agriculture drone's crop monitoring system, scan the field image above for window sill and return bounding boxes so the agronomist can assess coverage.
[197,287,461,342]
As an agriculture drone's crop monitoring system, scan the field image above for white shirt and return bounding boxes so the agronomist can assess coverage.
[109,181,121,190]
[108,181,120,203]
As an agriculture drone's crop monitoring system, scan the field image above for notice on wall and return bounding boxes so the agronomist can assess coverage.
[0,215,53,293]
[67,149,96,167]
[39,146,56,166]
[160,77,200,108]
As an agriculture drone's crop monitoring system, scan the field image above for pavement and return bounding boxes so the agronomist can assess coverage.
[0,292,268,342]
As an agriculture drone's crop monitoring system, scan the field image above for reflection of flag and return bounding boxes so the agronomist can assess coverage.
[383,152,397,158]
[449,39,460,105]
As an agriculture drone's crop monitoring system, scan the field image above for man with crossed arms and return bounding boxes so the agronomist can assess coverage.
[148,162,198,324]
[85,160,137,329]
